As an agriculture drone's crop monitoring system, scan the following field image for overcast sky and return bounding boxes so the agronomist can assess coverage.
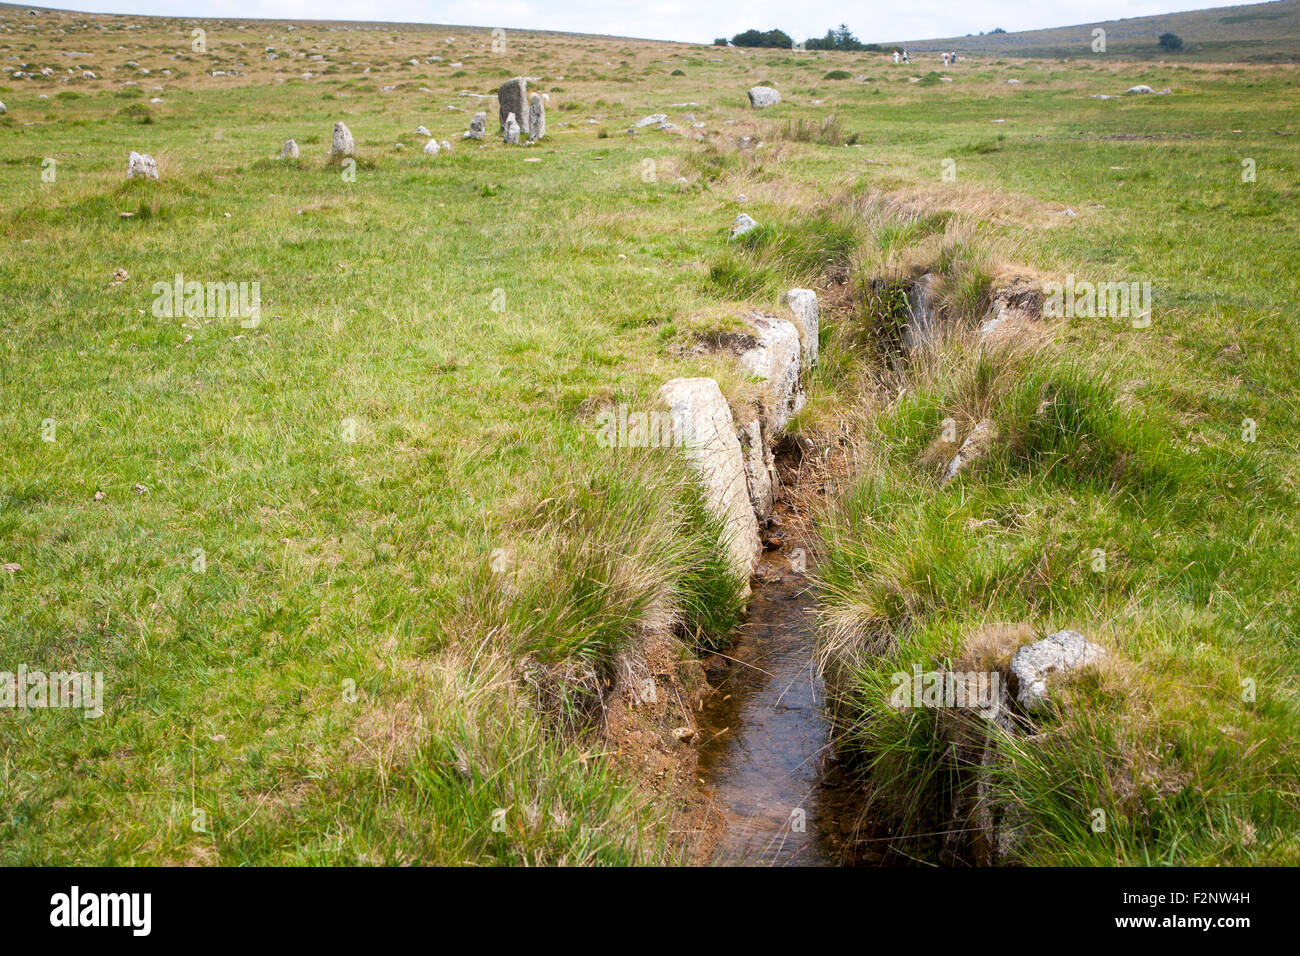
[41,1,1250,44]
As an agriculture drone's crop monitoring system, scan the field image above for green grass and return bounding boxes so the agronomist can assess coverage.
[1,7,1297,866]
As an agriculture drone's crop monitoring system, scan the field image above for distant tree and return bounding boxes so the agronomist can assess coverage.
[989,27,1007,34]
[713,37,728,46]
[731,28,794,49]
[802,24,883,52]
[1158,32,1184,52]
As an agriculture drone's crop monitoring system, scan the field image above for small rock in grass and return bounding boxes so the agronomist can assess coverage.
[1010,630,1107,710]
[730,213,757,239]
[126,151,158,180]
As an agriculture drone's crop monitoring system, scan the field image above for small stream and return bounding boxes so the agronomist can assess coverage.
[695,551,877,866]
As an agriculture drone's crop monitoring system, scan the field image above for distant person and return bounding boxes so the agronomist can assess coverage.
[901,49,910,64]
[951,51,959,64]
[941,52,950,66]
[893,49,900,64]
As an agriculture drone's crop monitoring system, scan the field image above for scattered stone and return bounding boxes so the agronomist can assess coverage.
[747,86,780,108]
[466,110,486,139]
[528,91,546,140]
[730,213,757,239]
[658,377,761,576]
[415,124,431,136]
[109,267,129,286]
[498,76,530,136]
[1090,94,1113,100]
[423,138,439,155]
[633,113,668,128]
[1010,629,1106,710]
[0,101,6,114]
[1006,78,1021,85]
[1125,85,1154,94]
[279,138,299,159]
[783,289,819,370]
[440,140,451,152]
[503,112,520,145]
[738,313,804,432]
[125,151,158,181]
[330,121,354,157]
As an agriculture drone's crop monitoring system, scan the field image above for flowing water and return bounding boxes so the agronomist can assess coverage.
[695,551,874,866]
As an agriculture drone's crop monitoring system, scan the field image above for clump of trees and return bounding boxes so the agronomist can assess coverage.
[1158,32,1184,52]
[729,28,794,48]
[719,24,883,51]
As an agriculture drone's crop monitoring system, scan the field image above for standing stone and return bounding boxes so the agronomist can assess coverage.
[747,86,780,108]
[503,112,520,145]
[784,289,819,370]
[125,151,159,181]
[498,77,530,136]
[466,111,486,140]
[738,313,804,432]
[279,138,299,159]
[330,121,354,157]
[415,125,431,136]
[439,140,452,153]
[658,378,761,577]
[738,417,777,523]
[423,138,440,155]
[0,101,6,114]
[528,92,546,141]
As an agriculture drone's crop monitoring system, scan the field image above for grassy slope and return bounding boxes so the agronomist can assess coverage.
[0,10,1296,864]
[892,0,1300,61]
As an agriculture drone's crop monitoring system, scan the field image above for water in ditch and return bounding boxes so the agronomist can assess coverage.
[695,549,881,866]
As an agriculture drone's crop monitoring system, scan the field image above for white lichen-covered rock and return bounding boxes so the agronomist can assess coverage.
[1010,629,1106,710]
[737,417,777,524]
[279,138,299,159]
[125,151,158,180]
[658,378,761,577]
[0,101,6,114]
[1125,85,1154,95]
[633,113,668,128]
[730,213,758,239]
[528,92,546,140]
[415,125,431,136]
[784,288,819,370]
[747,86,780,108]
[503,112,520,145]
[330,121,354,156]
[738,313,804,432]
[439,140,452,153]
[942,419,997,484]
[466,111,486,139]
[423,138,440,155]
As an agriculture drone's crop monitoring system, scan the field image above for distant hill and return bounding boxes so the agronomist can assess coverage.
[891,0,1300,61]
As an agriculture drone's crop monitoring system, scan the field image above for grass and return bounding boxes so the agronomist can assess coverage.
[1,7,1298,866]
